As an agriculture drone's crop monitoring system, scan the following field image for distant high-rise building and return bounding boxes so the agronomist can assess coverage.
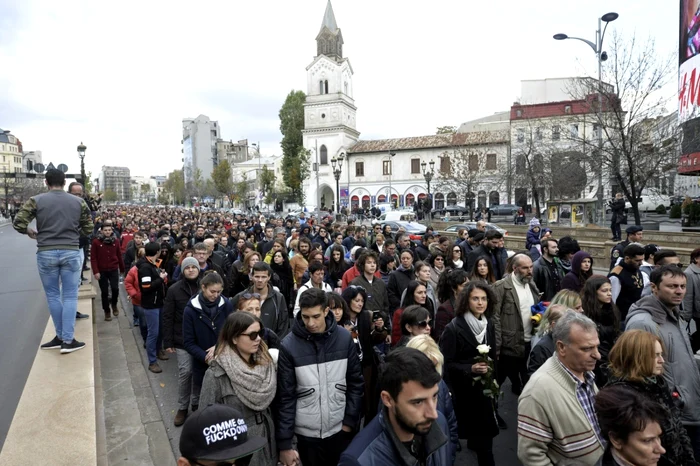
[182,115,220,184]
[100,166,131,200]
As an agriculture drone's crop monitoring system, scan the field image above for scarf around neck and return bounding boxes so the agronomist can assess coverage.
[464,311,487,343]
[215,345,277,412]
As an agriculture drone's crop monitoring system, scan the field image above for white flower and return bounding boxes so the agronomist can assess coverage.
[477,344,491,355]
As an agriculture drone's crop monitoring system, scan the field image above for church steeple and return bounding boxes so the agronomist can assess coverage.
[316,0,343,60]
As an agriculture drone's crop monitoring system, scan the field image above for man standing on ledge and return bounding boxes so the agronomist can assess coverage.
[13,169,94,353]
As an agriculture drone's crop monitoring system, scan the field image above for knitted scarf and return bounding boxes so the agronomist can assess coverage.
[216,345,277,412]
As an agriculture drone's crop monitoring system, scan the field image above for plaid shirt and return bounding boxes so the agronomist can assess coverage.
[558,359,603,445]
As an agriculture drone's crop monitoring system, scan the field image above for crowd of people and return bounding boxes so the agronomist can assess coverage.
[13,170,700,465]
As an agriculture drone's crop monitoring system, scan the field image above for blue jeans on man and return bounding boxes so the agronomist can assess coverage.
[144,308,161,364]
[36,249,83,343]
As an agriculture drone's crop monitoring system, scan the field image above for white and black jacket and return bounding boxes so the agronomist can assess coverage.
[275,313,364,449]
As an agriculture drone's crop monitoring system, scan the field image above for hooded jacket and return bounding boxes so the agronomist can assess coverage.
[275,312,364,449]
[561,250,593,293]
[525,227,541,251]
[626,295,700,425]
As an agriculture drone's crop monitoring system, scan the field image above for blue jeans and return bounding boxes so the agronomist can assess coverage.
[132,305,148,342]
[144,308,161,364]
[36,249,83,343]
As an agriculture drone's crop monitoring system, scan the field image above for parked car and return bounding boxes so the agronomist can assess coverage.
[372,211,417,225]
[382,220,427,245]
[488,204,519,216]
[443,222,508,236]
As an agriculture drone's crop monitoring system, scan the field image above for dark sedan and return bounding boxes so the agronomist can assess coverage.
[488,204,519,216]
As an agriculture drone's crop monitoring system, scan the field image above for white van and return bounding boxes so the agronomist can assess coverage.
[625,194,671,212]
[372,211,417,225]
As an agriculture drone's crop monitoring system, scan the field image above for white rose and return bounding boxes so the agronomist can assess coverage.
[477,344,491,355]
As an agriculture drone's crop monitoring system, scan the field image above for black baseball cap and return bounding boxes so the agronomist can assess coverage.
[179,404,266,462]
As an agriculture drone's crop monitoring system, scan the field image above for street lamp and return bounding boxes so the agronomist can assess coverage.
[388,151,396,208]
[421,159,436,211]
[331,153,344,213]
[554,12,618,224]
[77,142,87,185]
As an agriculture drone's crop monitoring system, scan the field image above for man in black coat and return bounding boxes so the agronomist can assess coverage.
[466,230,506,281]
[609,192,626,241]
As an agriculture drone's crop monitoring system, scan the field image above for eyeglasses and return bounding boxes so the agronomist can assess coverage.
[434,257,444,261]
[349,285,366,292]
[415,320,431,328]
[241,293,261,299]
[241,331,262,341]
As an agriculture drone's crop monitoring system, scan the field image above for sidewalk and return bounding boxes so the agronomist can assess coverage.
[96,287,176,465]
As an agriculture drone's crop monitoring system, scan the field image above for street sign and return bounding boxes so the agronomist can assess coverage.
[57,164,68,173]
[34,163,45,173]
[46,162,56,170]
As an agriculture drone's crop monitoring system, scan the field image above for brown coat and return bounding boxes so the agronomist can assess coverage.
[492,275,540,358]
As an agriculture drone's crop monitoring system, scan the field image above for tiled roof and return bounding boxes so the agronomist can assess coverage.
[348,131,508,154]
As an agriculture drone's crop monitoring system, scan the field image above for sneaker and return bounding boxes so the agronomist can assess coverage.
[111,304,119,317]
[76,312,90,320]
[104,312,112,321]
[174,409,188,427]
[41,336,63,350]
[60,339,86,354]
[148,363,162,373]
[133,318,140,327]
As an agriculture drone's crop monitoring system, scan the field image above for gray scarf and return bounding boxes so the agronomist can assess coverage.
[216,345,277,412]
[464,311,487,344]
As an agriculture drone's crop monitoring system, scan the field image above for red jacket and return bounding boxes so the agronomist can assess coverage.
[91,235,125,274]
[124,266,141,305]
[120,230,135,251]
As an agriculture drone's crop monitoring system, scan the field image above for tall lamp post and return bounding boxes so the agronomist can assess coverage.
[388,151,396,208]
[331,153,344,214]
[77,142,87,185]
[421,159,435,212]
[554,12,618,224]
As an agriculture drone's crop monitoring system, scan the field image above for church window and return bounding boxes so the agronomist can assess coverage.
[411,159,420,174]
[325,80,329,94]
[355,162,364,177]
[383,160,392,176]
[320,145,328,165]
[319,81,324,94]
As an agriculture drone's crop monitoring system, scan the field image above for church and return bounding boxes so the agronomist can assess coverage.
[302,1,509,213]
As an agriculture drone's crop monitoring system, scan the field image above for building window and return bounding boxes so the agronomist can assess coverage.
[319,81,324,94]
[383,160,392,176]
[516,109,522,117]
[486,153,497,170]
[564,105,572,114]
[552,125,561,140]
[344,82,348,95]
[411,158,420,174]
[516,128,525,143]
[469,154,479,171]
[355,161,364,177]
[320,145,328,165]
[535,127,542,141]
[440,157,451,175]
[516,154,526,174]
[325,80,329,94]
[569,124,579,138]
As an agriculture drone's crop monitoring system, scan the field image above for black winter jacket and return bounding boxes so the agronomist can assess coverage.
[387,266,414,314]
[137,258,166,309]
[162,277,199,349]
[231,284,290,338]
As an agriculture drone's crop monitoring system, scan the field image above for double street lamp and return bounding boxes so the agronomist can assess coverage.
[421,159,435,210]
[554,12,618,224]
[77,142,87,185]
[331,153,345,213]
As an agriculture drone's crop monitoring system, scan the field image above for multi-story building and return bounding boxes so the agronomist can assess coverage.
[130,175,158,202]
[22,150,43,173]
[0,129,23,174]
[182,115,220,184]
[216,139,251,166]
[231,155,282,208]
[99,166,131,201]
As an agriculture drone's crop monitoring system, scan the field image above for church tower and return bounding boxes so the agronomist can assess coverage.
[303,0,359,211]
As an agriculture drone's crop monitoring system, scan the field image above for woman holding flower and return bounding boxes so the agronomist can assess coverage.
[439,281,499,466]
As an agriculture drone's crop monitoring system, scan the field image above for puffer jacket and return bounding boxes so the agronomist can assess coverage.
[124,265,141,306]
[561,250,592,293]
[338,407,452,466]
[275,312,364,449]
[525,227,541,250]
[626,295,700,425]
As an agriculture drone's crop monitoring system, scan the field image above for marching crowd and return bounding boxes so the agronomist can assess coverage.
[12,170,700,466]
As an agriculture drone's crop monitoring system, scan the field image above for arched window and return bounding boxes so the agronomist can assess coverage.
[489,191,500,206]
[319,80,324,95]
[434,193,445,210]
[478,190,487,208]
[324,80,329,94]
[447,192,457,206]
[320,145,328,165]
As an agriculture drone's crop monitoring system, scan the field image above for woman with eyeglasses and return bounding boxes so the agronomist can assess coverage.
[447,243,464,270]
[440,281,499,466]
[392,279,435,346]
[182,271,234,418]
[604,330,695,465]
[199,312,278,466]
[236,293,280,350]
[395,305,432,348]
[434,268,470,341]
[581,275,621,386]
[428,253,448,291]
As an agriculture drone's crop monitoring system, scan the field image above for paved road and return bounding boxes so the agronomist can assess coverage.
[0,222,49,453]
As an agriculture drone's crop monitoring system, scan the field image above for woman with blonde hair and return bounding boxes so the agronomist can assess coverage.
[527,304,568,376]
[407,334,459,464]
[605,329,695,466]
[548,289,583,313]
[199,311,278,466]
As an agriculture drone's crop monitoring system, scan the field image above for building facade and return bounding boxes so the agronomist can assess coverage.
[0,129,23,174]
[216,139,251,166]
[182,115,221,184]
[100,166,131,201]
[21,150,43,173]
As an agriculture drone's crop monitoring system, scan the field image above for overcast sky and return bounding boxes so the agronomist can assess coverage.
[0,0,679,178]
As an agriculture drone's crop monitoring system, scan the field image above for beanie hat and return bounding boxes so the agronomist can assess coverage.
[529,218,541,228]
[181,256,201,271]
[144,242,161,257]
